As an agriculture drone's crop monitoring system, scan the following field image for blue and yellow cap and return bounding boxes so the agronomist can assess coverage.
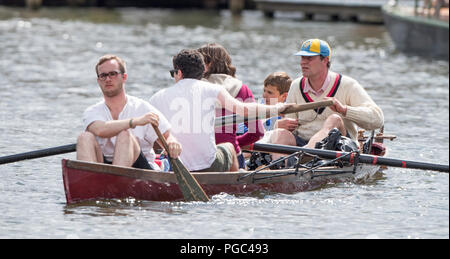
[294,39,331,58]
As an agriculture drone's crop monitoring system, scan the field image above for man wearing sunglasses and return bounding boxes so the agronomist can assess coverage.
[76,54,181,170]
[149,49,291,172]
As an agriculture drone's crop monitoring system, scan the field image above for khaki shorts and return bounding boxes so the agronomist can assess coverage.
[196,143,234,172]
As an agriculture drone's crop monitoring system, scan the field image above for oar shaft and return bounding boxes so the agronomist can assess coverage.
[251,143,449,173]
[214,100,333,127]
[0,144,77,165]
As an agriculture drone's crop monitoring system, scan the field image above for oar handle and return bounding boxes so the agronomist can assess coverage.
[215,100,334,127]
[280,100,334,115]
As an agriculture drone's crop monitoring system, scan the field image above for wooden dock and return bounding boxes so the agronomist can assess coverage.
[254,0,390,23]
[0,0,248,14]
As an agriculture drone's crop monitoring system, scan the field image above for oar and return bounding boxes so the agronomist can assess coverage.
[247,143,449,173]
[214,100,333,127]
[0,144,77,165]
[151,124,210,202]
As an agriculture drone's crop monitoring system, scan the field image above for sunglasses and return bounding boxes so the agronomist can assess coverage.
[98,71,122,81]
[170,69,178,78]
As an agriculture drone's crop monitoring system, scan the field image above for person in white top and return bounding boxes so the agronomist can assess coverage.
[149,49,292,172]
[76,55,181,170]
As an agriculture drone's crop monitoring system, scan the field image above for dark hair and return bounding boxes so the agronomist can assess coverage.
[197,43,236,78]
[320,55,331,69]
[264,72,292,94]
[172,49,205,80]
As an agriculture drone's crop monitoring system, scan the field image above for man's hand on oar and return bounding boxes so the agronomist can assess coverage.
[145,115,182,159]
[161,136,182,159]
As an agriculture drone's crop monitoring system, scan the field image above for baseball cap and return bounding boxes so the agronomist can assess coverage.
[294,39,331,58]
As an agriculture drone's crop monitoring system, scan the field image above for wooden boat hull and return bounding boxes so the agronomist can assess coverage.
[62,159,381,204]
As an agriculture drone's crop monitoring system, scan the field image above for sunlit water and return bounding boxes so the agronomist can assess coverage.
[0,7,448,239]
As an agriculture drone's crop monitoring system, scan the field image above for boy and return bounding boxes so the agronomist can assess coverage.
[261,72,293,132]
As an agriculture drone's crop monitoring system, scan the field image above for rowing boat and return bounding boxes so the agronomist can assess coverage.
[62,135,388,204]
[62,158,384,204]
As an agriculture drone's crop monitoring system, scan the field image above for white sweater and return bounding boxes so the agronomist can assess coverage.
[286,71,384,141]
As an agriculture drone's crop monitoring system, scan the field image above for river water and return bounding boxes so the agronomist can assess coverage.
[0,7,448,239]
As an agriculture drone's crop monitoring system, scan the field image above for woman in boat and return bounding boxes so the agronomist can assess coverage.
[149,49,291,172]
[197,43,265,169]
[76,54,181,171]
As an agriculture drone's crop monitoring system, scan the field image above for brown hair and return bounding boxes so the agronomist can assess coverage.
[95,54,127,76]
[197,43,236,78]
[320,55,331,69]
[263,72,292,94]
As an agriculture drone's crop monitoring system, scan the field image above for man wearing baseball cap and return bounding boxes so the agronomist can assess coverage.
[270,39,384,159]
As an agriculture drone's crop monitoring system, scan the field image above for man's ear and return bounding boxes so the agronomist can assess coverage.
[122,73,128,81]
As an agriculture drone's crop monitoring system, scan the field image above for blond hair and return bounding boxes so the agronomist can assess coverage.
[95,54,127,76]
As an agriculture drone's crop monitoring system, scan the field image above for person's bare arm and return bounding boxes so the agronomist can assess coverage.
[217,88,287,118]
[87,112,159,138]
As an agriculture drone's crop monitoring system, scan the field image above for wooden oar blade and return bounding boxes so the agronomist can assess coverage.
[170,158,210,202]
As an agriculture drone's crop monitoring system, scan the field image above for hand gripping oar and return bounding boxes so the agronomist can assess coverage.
[0,144,77,165]
[151,124,210,202]
[248,143,449,173]
[214,100,333,127]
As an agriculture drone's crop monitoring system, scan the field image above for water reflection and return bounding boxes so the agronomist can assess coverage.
[63,198,182,216]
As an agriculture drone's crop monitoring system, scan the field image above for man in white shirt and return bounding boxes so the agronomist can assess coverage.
[149,49,290,172]
[77,55,181,170]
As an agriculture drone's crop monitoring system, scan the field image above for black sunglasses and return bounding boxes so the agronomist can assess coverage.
[170,69,178,78]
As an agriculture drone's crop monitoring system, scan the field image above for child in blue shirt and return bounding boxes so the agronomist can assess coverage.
[238,72,293,141]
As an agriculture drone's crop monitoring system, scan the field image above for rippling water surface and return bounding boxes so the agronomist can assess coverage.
[0,7,448,239]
